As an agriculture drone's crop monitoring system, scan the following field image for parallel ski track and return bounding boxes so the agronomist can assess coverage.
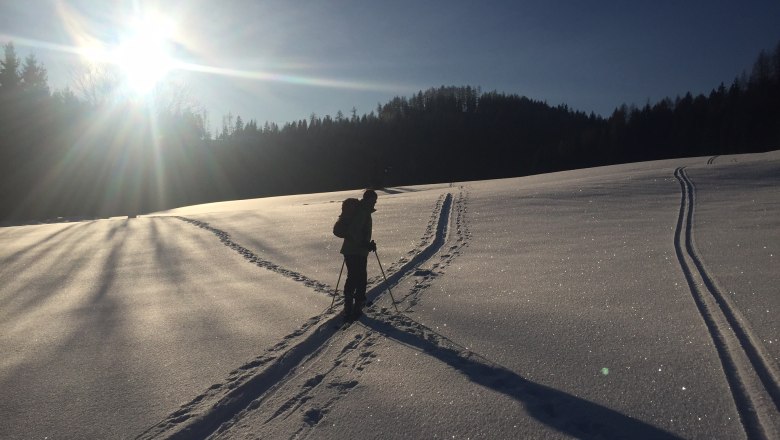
[673,166,780,440]
[707,155,720,165]
[209,191,469,439]
[137,193,453,440]
[399,189,471,311]
[211,186,681,440]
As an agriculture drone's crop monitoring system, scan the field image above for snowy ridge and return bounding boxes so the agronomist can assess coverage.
[674,167,780,439]
[136,192,454,439]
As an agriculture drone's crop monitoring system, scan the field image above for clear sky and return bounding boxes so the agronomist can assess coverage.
[1,0,779,131]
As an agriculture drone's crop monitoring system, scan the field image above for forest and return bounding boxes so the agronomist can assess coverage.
[1,41,778,223]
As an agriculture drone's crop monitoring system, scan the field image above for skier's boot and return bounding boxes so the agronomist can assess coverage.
[343,295,354,323]
[352,297,365,320]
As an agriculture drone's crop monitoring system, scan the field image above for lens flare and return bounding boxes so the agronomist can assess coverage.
[112,28,173,95]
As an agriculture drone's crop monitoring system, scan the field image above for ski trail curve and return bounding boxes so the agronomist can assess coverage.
[673,167,780,440]
[171,216,335,295]
[137,193,454,440]
[707,155,720,165]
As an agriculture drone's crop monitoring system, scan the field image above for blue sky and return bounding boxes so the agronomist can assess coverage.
[1,0,779,131]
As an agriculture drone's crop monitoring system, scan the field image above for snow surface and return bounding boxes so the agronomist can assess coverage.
[1,152,778,439]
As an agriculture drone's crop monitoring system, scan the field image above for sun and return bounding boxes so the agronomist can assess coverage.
[111,15,176,96]
[114,33,172,95]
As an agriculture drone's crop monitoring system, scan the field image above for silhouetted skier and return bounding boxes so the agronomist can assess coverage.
[340,189,377,321]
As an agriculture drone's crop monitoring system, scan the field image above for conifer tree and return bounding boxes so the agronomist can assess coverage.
[0,42,21,92]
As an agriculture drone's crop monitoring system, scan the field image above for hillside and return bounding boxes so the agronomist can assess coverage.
[1,151,778,439]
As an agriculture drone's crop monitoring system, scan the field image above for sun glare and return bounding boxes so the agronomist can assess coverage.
[110,15,176,96]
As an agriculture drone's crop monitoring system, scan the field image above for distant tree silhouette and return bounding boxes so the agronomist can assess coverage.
[20,55,49,95]
[1,40,779,224]
[0,43,22,91]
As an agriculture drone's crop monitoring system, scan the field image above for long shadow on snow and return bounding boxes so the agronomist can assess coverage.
[0,222,100,321]
[0,222,86,269]
[360,314,681,440]
[0,219,155,440]
[379,187,419,194]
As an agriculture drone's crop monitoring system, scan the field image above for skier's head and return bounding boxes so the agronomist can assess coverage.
[362,189,377,201]
[362,189,378,207]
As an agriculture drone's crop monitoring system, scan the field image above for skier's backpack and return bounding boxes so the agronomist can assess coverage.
[333,198,360,238]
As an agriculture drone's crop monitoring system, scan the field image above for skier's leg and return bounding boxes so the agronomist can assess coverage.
[343,255,360,318]
[352,255,368,317]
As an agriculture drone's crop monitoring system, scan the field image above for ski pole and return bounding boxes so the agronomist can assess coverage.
[373,249,399,313]
[330,258,345,310]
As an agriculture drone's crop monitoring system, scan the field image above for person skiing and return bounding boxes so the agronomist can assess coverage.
[340,189,377,321]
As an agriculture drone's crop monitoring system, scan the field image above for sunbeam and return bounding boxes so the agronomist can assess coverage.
[171,60,406,93]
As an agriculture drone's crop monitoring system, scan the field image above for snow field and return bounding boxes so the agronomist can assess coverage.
[0,217,330,439]
[408,163,744,439]
[689,161,780,365]
[1,151,777,439]
[203,153,778,439]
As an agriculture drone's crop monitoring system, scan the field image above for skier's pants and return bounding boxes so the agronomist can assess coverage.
[343,254,368,313]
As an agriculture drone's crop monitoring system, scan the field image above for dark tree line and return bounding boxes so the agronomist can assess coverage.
[0,42,209,222]
[212,40,779,196]
[604,43,780,163]
[1,41,779,224]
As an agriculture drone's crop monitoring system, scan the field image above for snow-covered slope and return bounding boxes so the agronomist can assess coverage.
[1,151,778,439]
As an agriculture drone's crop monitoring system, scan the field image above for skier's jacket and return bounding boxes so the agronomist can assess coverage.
[339,199,374,257]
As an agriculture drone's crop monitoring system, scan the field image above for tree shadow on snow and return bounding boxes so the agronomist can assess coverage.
[359,313,682,440]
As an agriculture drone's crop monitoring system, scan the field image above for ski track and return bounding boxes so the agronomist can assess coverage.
[168,216,335,296]
[211,322,384,439]
[137,192,454,439]
[707,155,720,165]
[139,167,780,440]
[140,186,681,440]
[400,189,471,311]
[210,185,679,440]
[673,166,780,440]
[212,190,470,439]
[372,193,447,286]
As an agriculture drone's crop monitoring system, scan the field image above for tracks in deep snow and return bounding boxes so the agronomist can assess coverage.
[148,187,683,440]
[137,192,456,439]
[673,167,780,439]
[170,216,335,295]
[138,169,779,438]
